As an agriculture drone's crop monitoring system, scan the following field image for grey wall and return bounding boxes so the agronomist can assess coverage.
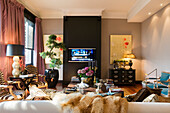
[101,19,141,80]
[141,4,170,78]
[42,19,63,80]
[42,18,142,81]
[42,19,63,34]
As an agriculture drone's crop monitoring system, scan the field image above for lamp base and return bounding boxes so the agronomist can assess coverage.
[12,56,20,77]
[129,60,133,70]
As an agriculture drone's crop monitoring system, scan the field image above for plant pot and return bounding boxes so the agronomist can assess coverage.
[45,69,59,88]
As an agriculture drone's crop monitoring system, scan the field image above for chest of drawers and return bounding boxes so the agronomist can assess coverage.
[109,69,135,85]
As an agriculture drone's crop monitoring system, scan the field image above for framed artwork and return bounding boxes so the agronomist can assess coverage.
[110,35,132,64]
[43,35,63,64]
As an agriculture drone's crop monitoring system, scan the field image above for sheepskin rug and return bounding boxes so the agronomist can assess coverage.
[52,92,128,113]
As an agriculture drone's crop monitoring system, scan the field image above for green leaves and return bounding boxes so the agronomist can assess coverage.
[39,34,66,69]
[50,58,62,69]
[49,34,56,40]
[39,52,46,59]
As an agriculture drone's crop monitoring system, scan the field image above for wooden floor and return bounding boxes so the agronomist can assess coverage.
[119,84,142,96]
[56,83,142,96]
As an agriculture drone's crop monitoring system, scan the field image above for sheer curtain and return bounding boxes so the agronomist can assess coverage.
[34,17,45,76]
[0,0,25,80]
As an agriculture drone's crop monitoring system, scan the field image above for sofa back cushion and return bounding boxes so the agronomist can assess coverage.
[160,72,170,85]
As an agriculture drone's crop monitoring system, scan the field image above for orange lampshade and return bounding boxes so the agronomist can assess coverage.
[123,54,135,59]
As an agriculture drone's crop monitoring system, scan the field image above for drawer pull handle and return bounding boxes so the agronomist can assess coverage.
[129,71,133,74]
[114,80,118,82]
[129,75,133,78]
[129,80,133,83]
[114,75,118,78]
[114,71,118,73]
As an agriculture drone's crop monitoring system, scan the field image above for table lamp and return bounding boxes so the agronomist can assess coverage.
[6,44,25,77]
[123,54,135,69]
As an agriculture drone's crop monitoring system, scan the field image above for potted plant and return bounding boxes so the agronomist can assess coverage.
[40,34,65,88]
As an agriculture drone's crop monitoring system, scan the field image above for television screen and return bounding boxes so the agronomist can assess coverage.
[68,48,96,62]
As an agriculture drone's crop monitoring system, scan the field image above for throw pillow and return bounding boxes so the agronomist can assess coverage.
[131,88,151,102]
[143,94,159,102]
[143,94,170,102]
[26,85,51,100]
[33,96,51,100]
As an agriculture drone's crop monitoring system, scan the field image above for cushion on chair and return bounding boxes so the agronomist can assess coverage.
[0,90,25,100]
[147,83,168,89]
[160,72,170,85]
[25,65,38,75]
[161,88,169,96]
[0,71,9,97]
[0,71,5,85]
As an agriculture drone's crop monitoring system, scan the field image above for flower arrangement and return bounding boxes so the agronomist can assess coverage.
[77,67,94,78]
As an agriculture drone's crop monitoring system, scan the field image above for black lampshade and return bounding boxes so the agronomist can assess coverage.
[6,44,25,56]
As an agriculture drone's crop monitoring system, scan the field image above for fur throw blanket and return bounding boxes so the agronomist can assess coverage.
[52,92,128,113]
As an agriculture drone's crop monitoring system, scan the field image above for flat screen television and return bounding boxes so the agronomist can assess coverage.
[68,48,96,62]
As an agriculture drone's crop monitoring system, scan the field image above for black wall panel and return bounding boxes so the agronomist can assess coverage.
[63,16,101,84]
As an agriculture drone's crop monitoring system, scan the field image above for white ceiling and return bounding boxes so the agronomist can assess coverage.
[17,0,170,22]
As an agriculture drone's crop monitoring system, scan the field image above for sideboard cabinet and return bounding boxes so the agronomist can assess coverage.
[109,69,135,85]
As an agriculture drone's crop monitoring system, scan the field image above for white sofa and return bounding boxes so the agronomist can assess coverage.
[0,101,170,113]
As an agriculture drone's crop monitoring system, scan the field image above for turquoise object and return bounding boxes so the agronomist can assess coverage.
[160,72,170,85]
[146,72,170,96]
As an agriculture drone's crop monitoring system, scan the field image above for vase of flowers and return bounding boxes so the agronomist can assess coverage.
[40,34,65,88]
[77,67,94,85]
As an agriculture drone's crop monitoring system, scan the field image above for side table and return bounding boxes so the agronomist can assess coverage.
[9,75,36,91]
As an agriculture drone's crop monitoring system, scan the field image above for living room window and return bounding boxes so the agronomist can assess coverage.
[24,17,35,65]
[24,9,35,65]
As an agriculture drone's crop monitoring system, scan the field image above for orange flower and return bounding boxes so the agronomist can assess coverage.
[56,37,61,42]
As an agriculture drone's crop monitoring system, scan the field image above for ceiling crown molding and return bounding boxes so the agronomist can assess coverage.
[17,0,40,17]
[62,9,104,16]
[127,0,151,22]
[102,10,127,19]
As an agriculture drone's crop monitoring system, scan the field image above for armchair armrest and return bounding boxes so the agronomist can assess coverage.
[38,74,45,77]
[38,74,47,82]
[0,85,17,99]
[7,81,23,90]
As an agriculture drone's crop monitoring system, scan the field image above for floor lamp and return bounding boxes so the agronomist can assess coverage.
[6,44,25,77]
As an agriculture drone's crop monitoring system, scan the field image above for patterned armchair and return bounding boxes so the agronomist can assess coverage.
[24,65,48,89]
[0,71,25,101]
